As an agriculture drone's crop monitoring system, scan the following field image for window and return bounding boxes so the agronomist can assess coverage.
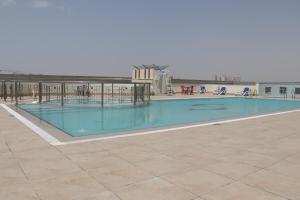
[134,69,137,79]
[138,69,140,79]
[144,69,147,79]
[265,87,271,94]
[295,88,300,94]
[279,87,287,94]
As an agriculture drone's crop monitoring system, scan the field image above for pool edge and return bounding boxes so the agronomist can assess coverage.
[2,103,300,146]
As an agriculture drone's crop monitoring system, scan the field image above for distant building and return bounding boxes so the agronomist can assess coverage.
[258,82,300,98]
[132,64,172,94]
[214,74,241,82]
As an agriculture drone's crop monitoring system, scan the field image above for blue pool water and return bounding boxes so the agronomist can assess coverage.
[18,97,300,137]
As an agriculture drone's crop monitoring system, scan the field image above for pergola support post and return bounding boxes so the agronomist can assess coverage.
[101,83,104,107]
[133,83,137,105]
[38,82,42,104]
[3,81,7,102]
[112,83,114,99]
[61,82,65,106]
[0,81,3,99]
[14,81,18,105]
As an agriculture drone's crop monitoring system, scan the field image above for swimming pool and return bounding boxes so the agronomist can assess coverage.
[18,97,300,137]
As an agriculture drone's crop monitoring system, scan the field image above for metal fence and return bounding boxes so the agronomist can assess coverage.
[0,81,150,107]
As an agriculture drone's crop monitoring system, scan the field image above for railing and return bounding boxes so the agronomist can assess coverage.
[0,81,151,107]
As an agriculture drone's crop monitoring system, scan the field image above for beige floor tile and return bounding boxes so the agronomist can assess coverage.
[32,171,109,200]
[88,164,154,190]
[266,160,300,180]
[95,191,121,200]
[57,142,108,155]
[110,145,165,163]
[0,138,10,154]
[114,177,196,200]
[200,161,259,180]
[169,150,226,169]
[147,142,207,159]
[162,168,233,196]
[0,165,28,185]
[241,169,300,200]
[200,143,247,157]
[134,155,196,176]
[286,153,300,164]
[6,137,50,152]
[94,139,139,150]
[203,182,285,200]
[68,151,132,172]
[14,146,65,162]
[0,184,39,200]
[247,141,299,159]
[0,152,19,169]
[20,158,82,181]
[222,150,279,168]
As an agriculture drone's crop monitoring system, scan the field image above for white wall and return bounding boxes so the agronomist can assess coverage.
[258,83,300,98]
[203,84,257,94]
[172,83,258,94]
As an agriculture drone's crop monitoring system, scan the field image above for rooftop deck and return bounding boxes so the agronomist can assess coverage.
[1,99,300,200]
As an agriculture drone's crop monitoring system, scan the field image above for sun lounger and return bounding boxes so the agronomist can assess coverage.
[214,86,226,95]
[199,86,206,94]
[219,86,226,95]
[242,87,250,96]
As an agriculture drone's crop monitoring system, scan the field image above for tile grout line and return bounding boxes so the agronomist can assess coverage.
[4,140,43,200]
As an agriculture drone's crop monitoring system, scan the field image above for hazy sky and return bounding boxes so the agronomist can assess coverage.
[0,0,299,81]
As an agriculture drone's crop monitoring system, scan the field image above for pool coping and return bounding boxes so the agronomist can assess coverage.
[2,97,300,146]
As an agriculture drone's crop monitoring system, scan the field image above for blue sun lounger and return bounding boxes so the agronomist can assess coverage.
[219,86,226,95]
[242,87,250,96]
[199,86,206,94]
[214,86,226,95]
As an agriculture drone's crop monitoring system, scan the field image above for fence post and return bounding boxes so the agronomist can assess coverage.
[38,82,42,104]
[112,83,114,99]
[18,82,21,100]
[101,83,104,107]
[0,81,3,99]
[134,83,137,105]
[14,81,18,105]
[87,83,90,97]
[10,83,13,103]
[61,82,65,106]
[3,81,7,102]
[148,83,151,102]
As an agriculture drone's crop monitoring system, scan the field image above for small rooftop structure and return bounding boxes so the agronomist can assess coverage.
[133,64,169,71]
[132,64,172,95]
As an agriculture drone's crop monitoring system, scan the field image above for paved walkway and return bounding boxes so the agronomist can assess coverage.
[0,106,300,200]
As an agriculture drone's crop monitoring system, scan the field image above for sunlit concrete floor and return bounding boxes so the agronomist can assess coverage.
[1,105,300,200]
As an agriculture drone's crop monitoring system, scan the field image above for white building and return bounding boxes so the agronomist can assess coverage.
[132,65,172,95]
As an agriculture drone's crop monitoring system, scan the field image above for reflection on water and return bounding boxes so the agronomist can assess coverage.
[18,98,300,137]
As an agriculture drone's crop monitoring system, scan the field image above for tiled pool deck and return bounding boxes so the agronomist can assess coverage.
[1,97,300,199]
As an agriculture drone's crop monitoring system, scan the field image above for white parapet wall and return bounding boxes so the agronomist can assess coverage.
[202,84,258,94]
[172,82,258,95]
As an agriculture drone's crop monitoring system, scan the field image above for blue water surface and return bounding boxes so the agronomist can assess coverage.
[18,97,300,137]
